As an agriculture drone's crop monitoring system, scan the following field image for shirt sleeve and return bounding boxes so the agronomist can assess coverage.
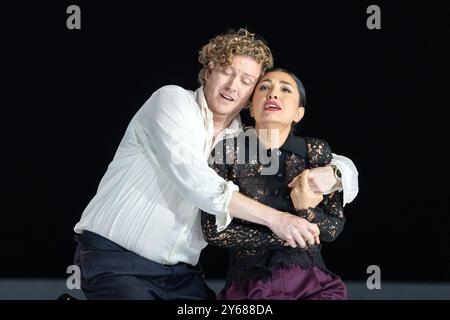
[329,153,359,206]
[133,85,238,231]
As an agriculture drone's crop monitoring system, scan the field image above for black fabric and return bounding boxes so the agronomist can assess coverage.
[201,128,345,287]
[74,231,216,300]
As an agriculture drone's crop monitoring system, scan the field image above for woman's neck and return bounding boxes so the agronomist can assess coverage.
[255,124,291,149]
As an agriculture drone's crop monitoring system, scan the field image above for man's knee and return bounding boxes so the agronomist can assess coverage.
[82,275,163,300]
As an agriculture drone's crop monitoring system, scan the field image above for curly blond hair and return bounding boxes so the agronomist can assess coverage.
[198,28,274,86]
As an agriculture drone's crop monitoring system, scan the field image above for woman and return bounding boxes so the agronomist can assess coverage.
[201,68,347,300]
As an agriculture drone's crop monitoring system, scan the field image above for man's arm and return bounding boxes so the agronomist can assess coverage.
[136,86,317,247]
[135,85,237,229]
[228,192,319,248]
[201,211,285,249]
[329,153,359,206]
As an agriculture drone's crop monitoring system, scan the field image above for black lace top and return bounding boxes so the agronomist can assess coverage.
[201,128,345,287]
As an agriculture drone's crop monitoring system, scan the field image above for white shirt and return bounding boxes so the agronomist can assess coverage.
[329,154,359,207]
[74,86,240,265]
[74,85,359,266]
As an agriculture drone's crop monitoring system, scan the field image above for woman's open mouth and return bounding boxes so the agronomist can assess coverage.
[264,103,282,111]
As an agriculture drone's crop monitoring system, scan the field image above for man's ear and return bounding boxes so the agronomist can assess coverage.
[205,61,214,82]
[294,106,305,123]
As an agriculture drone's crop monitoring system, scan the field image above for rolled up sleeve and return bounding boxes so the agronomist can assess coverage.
[330,153,359,206]
[134,85,238,229]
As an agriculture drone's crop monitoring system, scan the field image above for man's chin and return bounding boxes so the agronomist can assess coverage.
[211,106,242,117]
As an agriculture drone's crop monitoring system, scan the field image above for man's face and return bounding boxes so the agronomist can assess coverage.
[203,55,262,119]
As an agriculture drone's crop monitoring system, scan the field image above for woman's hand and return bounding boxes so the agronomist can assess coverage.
[290,170,323,210]
[288,165,336,193]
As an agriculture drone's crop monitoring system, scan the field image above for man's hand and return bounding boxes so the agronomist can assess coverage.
[227,192,321,249]
[267,211,320,248]
[288,165,336,193]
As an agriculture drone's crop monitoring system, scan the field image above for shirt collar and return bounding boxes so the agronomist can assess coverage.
[195,86,211,121]
[280,131,307,158]
[224,114,244,136]
[242,127,307,158]
[195,86,244,138]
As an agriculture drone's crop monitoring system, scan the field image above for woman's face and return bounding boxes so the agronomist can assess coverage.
[250,71,304,129]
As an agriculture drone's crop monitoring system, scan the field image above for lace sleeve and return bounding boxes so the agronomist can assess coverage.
[305,137,333,168]
[295,191,345,242]
[201,213,284,248]
[296,137,345,242]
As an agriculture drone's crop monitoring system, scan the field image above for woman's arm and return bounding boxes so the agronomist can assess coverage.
[201,212,285,249]
[202,142,317,249]
[202,150,285,249]
[295,192,345,242]
[291,138,346,242]
[141,88,315,247]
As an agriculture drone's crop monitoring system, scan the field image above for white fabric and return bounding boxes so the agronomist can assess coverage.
[74,85,359,266]
[329,154,359,206]
[74,86,240,265]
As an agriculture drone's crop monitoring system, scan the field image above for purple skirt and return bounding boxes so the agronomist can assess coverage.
[217,265,347,300]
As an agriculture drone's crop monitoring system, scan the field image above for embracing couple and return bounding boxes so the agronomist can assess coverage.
[73,28,358,300]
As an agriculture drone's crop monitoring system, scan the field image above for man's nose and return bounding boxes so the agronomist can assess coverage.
[225,76,239,91]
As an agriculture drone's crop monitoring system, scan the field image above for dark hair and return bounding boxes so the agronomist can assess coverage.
[263,67,306,108]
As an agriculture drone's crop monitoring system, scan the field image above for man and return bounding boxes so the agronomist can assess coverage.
[73,28,358,299]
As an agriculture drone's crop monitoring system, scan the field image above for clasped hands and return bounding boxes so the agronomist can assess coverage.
[280,166,333,248]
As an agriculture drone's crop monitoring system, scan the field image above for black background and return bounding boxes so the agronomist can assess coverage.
[2,1,449,282]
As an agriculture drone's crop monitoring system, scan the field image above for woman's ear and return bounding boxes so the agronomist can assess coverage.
[294,106,305,123]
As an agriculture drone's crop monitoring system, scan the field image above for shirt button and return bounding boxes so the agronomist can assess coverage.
[277,173,283,178]
[276,150,282,156]
[274,189,280,196]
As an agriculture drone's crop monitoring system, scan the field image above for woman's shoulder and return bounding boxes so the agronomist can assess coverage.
[304,137,331,150]
[303,136,333,165]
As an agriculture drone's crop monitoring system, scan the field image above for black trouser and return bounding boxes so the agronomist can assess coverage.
[74,231,216,300]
